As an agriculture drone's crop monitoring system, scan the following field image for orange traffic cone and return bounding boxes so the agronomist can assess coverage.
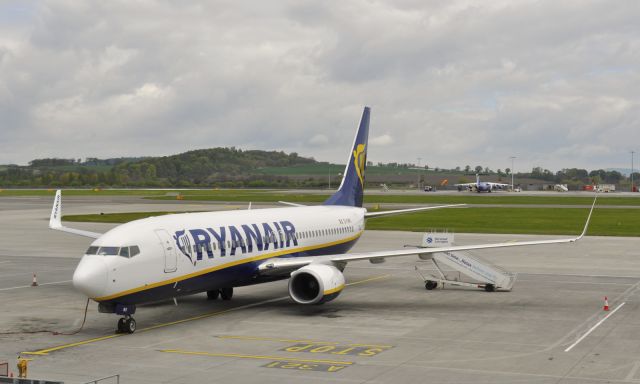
[603,296,609,311]
[31,273,38,287]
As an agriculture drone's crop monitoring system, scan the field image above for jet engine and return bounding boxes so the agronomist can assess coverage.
[289,264,345,305]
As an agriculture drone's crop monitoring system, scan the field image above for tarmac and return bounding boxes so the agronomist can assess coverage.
[1,195,639,383]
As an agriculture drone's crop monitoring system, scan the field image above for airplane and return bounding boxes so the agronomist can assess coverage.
[49,107,595,334]
[455,174,510,193]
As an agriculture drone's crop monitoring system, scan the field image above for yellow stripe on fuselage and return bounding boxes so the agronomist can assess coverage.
[94,232,363,302]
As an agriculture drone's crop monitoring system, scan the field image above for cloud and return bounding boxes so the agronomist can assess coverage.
[0,0,639,172]
[308,134,329,146]
[370,134,393,146]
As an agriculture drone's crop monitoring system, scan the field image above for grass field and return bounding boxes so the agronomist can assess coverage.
[62,206,640,237]
[2,188,640,205]
[147,192,640,206]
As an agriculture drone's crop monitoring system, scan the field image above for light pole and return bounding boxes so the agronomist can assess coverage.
[509,156,516,191]
[632,151,636,192]
[328,164,331,189]
[417,157,422,190]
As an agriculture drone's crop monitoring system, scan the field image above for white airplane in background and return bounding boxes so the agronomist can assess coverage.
[455,174,510,193]
[49,107,595,334]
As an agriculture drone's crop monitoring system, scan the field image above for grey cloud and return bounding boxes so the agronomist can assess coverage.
[0,0,639,172]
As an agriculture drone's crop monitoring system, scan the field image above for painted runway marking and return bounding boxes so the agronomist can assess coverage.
[282,343,392,357]
[159,349,353,366]
[0,280,71,291]
[564,302,626,352]
[21,274,390,356]
[262,360,349,372]
[625,361,640,381]
[217,335,393,348]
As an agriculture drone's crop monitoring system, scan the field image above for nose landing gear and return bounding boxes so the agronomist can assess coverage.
[117,315,136,334]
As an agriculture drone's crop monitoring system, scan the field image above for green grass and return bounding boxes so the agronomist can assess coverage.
[148,191,640,206]
[366,207,640,236]
[62,207,640,237]
[3,188,639,206]
[0,189,258,197]
[63,211,198,223]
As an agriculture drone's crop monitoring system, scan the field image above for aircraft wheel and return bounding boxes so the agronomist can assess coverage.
[207,290,220,300]
[124,317,136,334]
[484,284,495,292]
[220,287,234,300]
[117,318,126,333]
[425,281,438,290]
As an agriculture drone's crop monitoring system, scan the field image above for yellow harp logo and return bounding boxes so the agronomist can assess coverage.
[353,144,366,186]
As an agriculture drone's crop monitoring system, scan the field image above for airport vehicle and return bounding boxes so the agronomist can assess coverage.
[455,174,510,192]
[49,107,595,333]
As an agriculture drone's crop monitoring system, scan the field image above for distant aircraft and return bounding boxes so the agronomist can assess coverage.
[455,174,510,193]
[49,107,594,334]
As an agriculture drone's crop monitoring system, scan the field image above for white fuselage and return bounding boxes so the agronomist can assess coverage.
[73,205,366,304]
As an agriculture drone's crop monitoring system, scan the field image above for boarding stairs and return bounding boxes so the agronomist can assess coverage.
[414,230,517,292]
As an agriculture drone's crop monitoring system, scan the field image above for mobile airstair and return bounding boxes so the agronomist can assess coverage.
[413,231,517,292]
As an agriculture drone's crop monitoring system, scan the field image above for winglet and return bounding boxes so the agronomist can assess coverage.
[48,190,102,239]
[575,193,597,241]
[49,190,63,229]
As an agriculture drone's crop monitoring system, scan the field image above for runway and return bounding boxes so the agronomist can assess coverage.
[1,196,639,383]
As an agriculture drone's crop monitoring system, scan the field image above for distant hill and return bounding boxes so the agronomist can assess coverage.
[0,148,319,188]
[113,148,315,186]
[0,149,636,189]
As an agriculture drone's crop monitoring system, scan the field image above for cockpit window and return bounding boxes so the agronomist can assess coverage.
[119,247,130,257]
[89,245,140,257]
[97,247,119,256]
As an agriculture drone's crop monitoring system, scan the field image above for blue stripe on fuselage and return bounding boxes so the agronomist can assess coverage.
[100,236,359,306]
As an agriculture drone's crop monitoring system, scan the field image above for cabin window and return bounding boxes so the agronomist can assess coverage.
[86,246,99,255]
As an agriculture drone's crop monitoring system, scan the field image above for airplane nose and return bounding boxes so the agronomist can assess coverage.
[73,256,108,298]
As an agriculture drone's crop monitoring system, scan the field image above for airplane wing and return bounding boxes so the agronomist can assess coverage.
[258,196,596,274]
[49,190,103,239]
[364,204,464,218]
[453,183,475,187]
[278,201,307,207]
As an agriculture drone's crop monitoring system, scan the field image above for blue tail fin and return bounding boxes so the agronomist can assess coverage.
[324,107,370,207]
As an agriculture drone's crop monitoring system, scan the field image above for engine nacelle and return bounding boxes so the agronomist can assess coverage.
[289,264,345,305]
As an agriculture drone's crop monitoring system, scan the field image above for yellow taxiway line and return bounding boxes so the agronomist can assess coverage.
[21,274,390,356]
[159,349,354,365]
[216,335,393,348]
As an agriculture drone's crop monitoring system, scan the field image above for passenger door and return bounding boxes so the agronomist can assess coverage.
[155,229,177,273]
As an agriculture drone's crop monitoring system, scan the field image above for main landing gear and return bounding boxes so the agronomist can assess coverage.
[207,287,233,301]
[117,315,136,334]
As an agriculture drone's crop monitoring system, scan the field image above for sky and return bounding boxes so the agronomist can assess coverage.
[1,0,639,173]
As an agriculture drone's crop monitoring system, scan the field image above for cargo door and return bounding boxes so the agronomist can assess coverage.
[155,229,177,273]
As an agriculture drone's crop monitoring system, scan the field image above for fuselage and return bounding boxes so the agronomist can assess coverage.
[73,205,366,306]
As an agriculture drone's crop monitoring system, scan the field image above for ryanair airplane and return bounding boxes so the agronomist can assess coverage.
[49,107,594,334]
